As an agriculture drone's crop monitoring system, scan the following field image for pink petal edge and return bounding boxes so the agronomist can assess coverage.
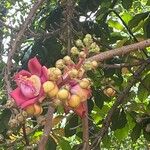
[28,57,42,76]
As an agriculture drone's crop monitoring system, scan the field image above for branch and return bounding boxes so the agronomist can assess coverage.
[38,105,55,150]
[90,58,150,149]
[101,60,146,69]
[82,101,89,150]
[5,0,45,93]
[87,39,150,62]
[22,123,29,146]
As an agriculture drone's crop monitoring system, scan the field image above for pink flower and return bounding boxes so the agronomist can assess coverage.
[70,83,91,118]
[63,80,91,118]
[71,84,91,102]
[10,57,48,109]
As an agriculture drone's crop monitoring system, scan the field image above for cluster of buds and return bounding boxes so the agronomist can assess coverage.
[42,54,92,117]
[10,34,99,118]
[8,111,27,128]
[71,34,100,56]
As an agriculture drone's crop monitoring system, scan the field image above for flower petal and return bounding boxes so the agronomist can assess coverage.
[29,75,41,96]
[40,66,48,83]
[20,82,36,98]
[74,102,86,118]
[37,87,46,103]
[14,70,31,80]
[28,57,42,76]
[71,84,91,101]
[10,87,30,107]
[20,97,38,109]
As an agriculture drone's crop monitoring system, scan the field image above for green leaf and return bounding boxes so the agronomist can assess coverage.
[87,99,94,114]
[46,136,57,150]
[114,124,129,141]
[122,0,133,10]
[131,123,142,142]
[58,137,72,150]
[137,73,150,101]
[65,115,78,137]
[137,84,149,102]
[93,90,104,109]
[128,12,149,29]
[111,109,127,130]
[146,0,150,5]
[126,113,136,130]
[108,19,123,30]
[0,109,11,133]
[143,129,150,141]
[121,12,133,24]
[102,134,111,148]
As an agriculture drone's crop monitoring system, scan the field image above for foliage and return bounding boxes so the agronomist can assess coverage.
[0,0,150,149]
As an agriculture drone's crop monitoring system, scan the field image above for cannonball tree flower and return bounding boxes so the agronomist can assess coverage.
[71,83,91,118]
[63,80,91,118]
[10,57,48,109]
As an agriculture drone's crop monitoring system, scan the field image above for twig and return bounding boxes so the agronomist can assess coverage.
[87,39,150,62]
[38,105,55,150]
[22,123,29,146]
[63,0,75,55]
[5,0,45,94]
[82,101,90,150]
[101,61,144,69]
[90,58,150,150]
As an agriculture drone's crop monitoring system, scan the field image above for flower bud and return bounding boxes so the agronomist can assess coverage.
[53,68,62,76]
[103,87,116,97]
[9,119,18,128]
[47,85,59,98]
[83,61,93,70]
[79,78,90,89]
[5,100,14,108]
[16,114,24,122]
[57,88,70,101]
[78,68,85,78]
[71,47,79,55]
[69,68,78,78]
[21,111,28,117]
[33,104,43,116]
[91,61,98,68]
[79,51,86,58]
[90,42,97,49]
[43,81,55,93]
[49,68,62,80]
[56,59,65,69]
[85,34,92,39]
[68,94,81,108]
[83,38,93,46]
[25,104,35,116]
[63,55,72,64]
[75,39,84,47]
[95,45,100,53]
